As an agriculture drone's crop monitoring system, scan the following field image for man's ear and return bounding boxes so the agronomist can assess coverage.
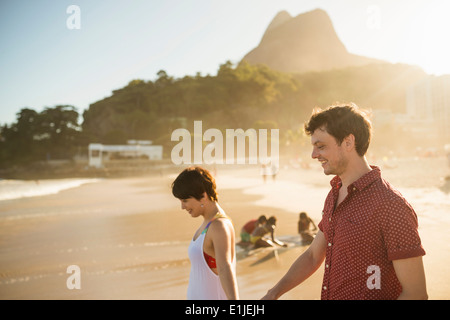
[343,134,355,151]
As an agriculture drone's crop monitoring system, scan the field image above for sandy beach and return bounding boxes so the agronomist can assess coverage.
[0,156,449,300]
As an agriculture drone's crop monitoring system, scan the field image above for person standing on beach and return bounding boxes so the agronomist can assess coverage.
[262,104,427,300]
[172,166,239,300]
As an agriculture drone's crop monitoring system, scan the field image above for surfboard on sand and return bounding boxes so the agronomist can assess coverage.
[236,235,309,264]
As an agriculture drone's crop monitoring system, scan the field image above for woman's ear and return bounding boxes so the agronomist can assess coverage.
[200,192,209,204]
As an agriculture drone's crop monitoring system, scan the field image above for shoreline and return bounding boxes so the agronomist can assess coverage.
[2,154,448,183]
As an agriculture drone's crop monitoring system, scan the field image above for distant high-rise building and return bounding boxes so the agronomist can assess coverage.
[406,75,450,144]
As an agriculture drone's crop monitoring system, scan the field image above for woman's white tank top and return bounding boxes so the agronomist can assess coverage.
[186,217,236,300]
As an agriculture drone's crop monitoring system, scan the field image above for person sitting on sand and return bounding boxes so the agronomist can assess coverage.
[250,216,287,249]
[239,215,267,245]
[297,212,317,244]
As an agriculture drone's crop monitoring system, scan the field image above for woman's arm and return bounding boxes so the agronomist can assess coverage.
[310,218,318,231]
[210,219,239,300]
[270,226,287,247]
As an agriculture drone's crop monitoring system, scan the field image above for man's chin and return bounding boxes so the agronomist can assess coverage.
[322,167,335,176]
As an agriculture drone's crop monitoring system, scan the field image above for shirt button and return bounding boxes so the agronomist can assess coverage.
[323,286,327,290]
[328,242,332,247]
[326,264,329,268]
[353,187,356,191]
[328,217,332,222]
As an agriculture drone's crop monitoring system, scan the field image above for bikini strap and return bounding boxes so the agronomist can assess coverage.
[201,213,228,235]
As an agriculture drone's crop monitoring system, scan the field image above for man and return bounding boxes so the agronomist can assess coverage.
[262,104,427,300]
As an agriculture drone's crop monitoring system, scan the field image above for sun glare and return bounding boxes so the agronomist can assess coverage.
[405,2,450,75]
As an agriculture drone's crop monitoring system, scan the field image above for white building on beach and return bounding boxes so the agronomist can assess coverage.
[88,140,163,168]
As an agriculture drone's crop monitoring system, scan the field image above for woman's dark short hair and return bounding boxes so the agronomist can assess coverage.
[171,166,218,202]
[304,103,372,156]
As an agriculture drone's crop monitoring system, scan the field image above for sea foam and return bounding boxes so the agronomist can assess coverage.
[0,178,100,201]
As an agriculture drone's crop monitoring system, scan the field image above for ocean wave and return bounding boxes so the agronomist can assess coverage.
[0,178,101,201]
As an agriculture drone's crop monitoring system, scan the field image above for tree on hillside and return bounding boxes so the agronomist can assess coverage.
[81,60,301,148]
[0,108,41,165]
[0,105,82,168]
[38,105,81,159]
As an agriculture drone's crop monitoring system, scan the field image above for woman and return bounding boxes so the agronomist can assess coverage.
[171,166,239,300]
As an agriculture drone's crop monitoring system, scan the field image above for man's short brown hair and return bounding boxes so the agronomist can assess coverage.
[304,103,372,156]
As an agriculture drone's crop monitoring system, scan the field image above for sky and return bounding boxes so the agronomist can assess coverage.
[1,0,450,125]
